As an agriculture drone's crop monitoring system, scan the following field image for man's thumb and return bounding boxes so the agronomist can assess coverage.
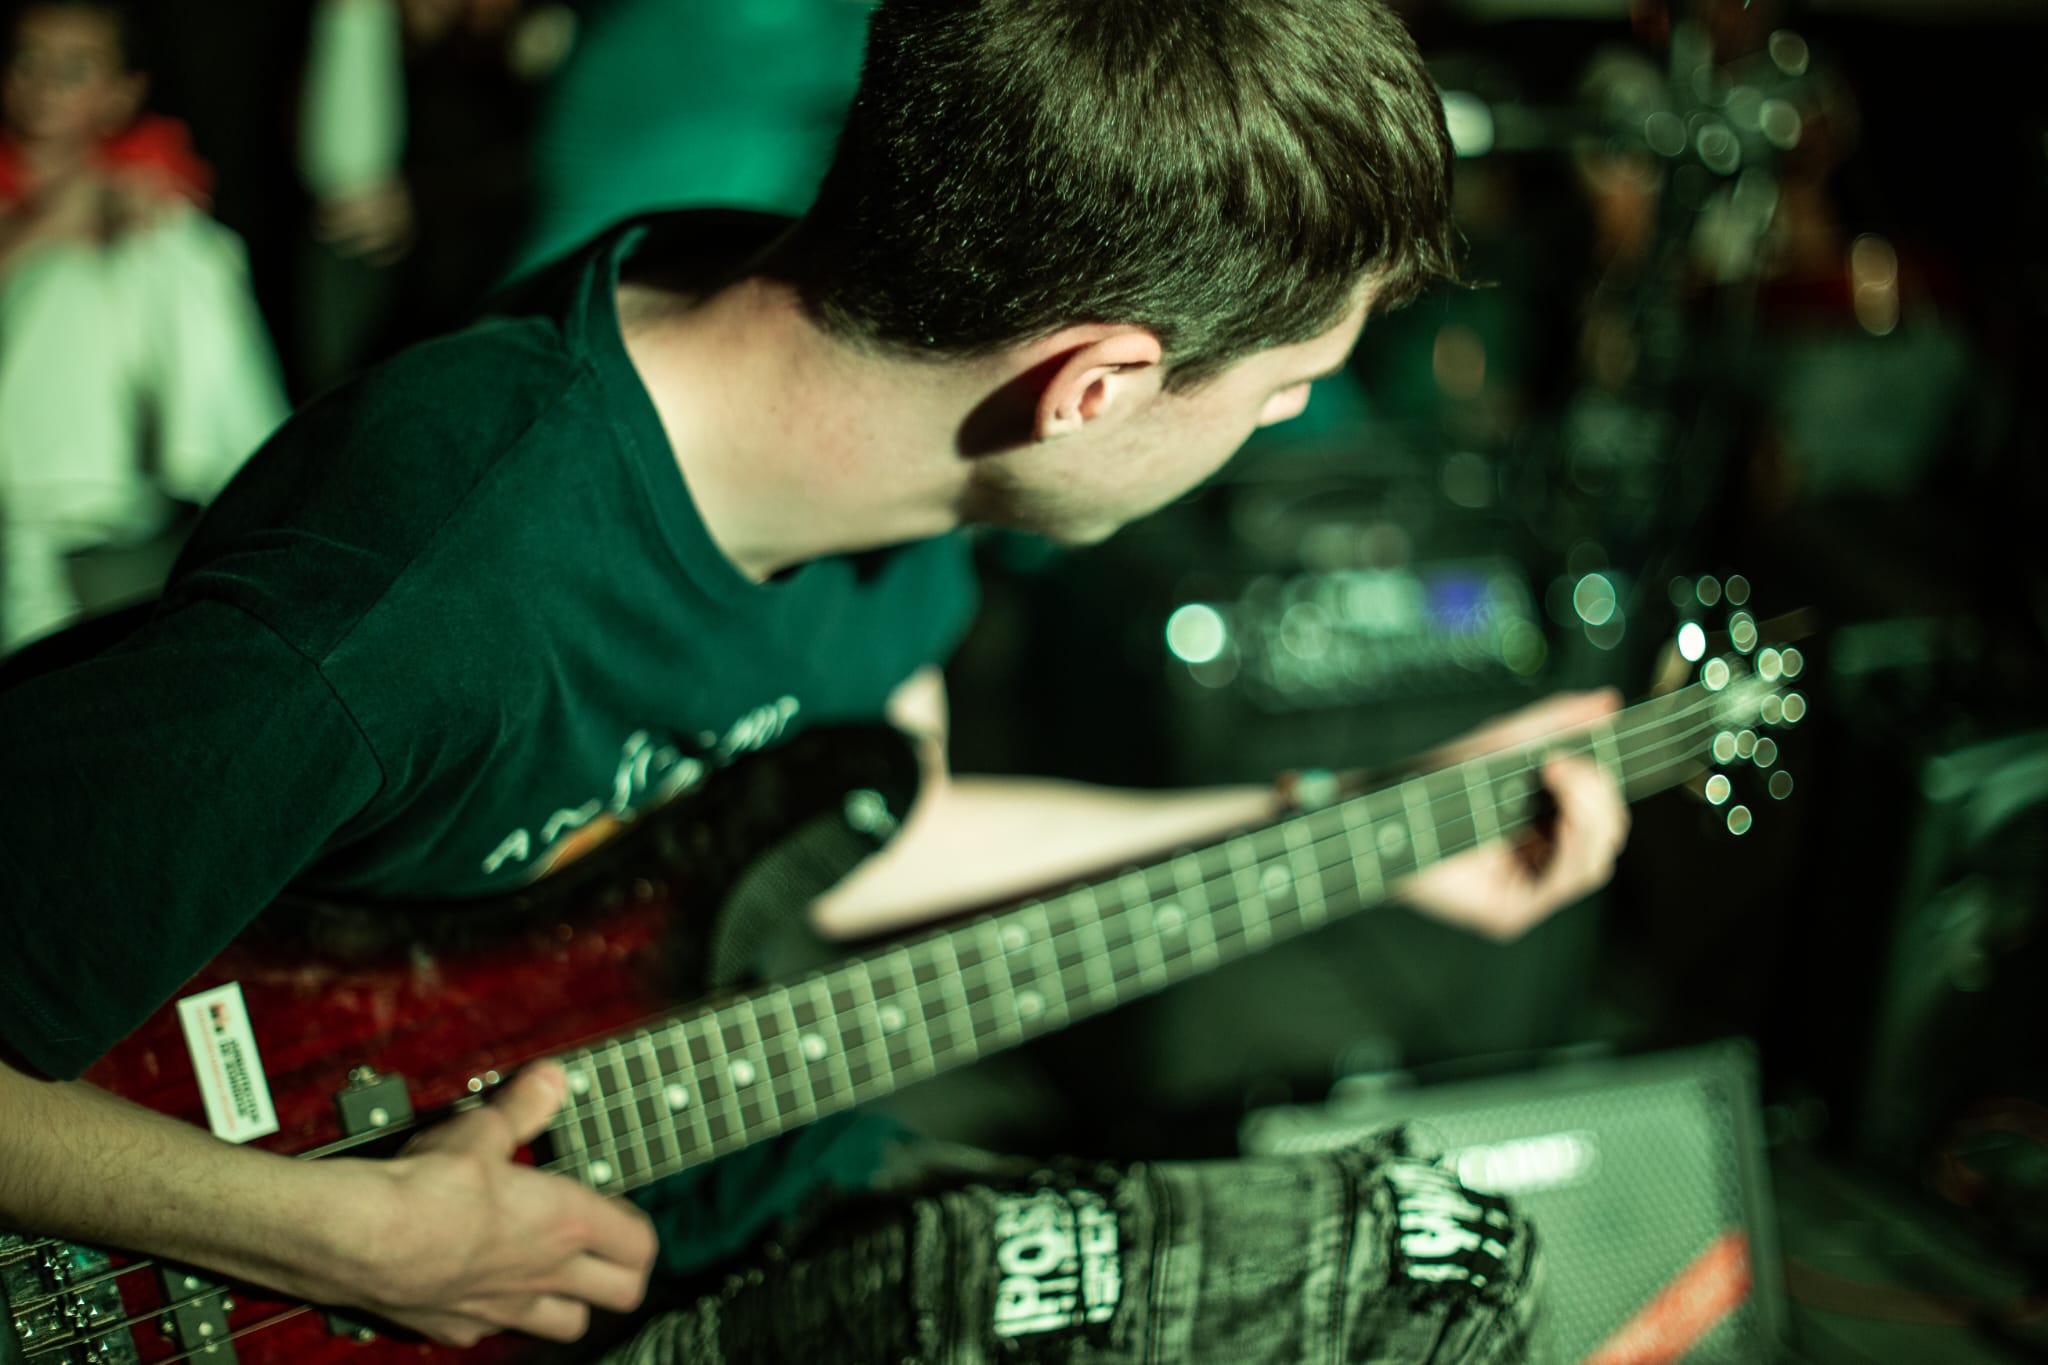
[489,1061,570,1148]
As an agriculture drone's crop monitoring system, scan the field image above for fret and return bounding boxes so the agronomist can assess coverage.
[1591,722,1624,792]
[1444,766,1484,860]
[977,917,1024,1045]
[767,985,822,1124]
[842,958,895,1099]
[1399,778,1440,871]
[1256,837,1297,943]
[728,1001,780,1141]
[1020,904,1061,1030]
[1017,904,1057,1019]
[574,1049,626,1192]
[1169,851,1219,972]
[927,931,979,1068]
[1283,817,1327,929]
[1012,908,1068,1034]
[659,1019,714,1167]
[805,973,858,1108]
[598,1040,653,1189]
[626,1031,681,1177]
[1343,803,1384,899]
[1104,868,1150,986]
[885,946,938,1080]
[1221,837,1264,953]
[681,1016,738,1151]
[546,1063,592,1173]
[1466,758,1501,847]
[1072,887,1120,1011]
[1131,870,1174,991]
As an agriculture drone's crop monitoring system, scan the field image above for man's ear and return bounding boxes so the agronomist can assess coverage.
[1032,325,1165,440]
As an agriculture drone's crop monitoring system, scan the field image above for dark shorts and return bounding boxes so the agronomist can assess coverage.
[602,1128,1544,1364]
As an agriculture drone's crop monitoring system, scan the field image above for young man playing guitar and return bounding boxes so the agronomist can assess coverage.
[0,0,1629,1358]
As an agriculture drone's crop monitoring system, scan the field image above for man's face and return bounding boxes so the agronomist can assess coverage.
[4,8,135,150]
[973,291,1374,546]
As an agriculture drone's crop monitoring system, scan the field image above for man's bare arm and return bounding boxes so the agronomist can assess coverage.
[810,671,1627,943]
[0,1052,657,1349]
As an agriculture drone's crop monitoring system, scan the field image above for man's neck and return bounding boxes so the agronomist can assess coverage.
[619,273,979,583]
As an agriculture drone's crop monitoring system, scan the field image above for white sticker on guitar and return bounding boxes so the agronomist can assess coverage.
[176,983,280,1143]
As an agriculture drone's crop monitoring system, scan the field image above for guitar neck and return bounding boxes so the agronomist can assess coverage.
[544,683,1724,1194]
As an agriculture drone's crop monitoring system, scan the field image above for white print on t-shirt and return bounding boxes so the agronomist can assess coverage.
[481,695,801,877]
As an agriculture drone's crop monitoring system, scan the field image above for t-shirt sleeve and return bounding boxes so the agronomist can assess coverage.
[0,599,383,1079]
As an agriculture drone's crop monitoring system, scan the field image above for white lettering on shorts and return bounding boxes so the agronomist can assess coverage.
[1385,1158,1515,1290]
[991,1187,1121,1339]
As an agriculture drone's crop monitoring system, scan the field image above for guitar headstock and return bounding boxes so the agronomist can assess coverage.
[1668,573,1811,836]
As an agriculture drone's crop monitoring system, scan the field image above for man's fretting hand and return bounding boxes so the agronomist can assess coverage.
[1395,689,1631,941]
[320,1062,658,1348]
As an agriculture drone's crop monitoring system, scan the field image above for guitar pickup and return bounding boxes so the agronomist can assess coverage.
[157,1269,235,1361]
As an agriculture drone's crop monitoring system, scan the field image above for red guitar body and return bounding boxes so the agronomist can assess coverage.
[1,728,918,1365]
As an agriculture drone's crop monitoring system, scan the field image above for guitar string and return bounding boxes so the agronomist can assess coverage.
[15,1299,315,1365]
[9,684,1761,1356]
[532,695,1741,1187]
[538,729,1724,1191]
[534,700,1727,1184]
[533,727,1732,1192]
[152,1307,314,1365]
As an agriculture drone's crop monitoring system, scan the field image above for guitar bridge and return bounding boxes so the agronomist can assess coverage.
[0,1234,139,1364]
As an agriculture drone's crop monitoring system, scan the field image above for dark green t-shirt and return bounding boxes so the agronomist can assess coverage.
[0,211,975,1081]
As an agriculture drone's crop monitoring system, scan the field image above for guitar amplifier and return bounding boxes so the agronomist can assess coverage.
[1240,1042,1785,1365]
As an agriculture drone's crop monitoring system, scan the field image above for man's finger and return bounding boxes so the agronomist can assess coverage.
[1534,755,1628,892]
[570,1188,660,1278]
[507,1292,591,1344]
[488,1063,570,1150]
[558,1246,655,1314]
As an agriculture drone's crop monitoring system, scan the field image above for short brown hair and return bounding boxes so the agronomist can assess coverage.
[784,0,1458,389]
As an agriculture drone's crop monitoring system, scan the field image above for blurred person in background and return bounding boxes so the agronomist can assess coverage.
[518,0,866,276]
[297,0,568,392]
[0,0,286,651]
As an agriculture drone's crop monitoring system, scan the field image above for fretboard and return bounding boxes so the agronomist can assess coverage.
[542,682,1731,1194]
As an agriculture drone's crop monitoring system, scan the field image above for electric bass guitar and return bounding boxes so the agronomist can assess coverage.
[0,634,1806,1365]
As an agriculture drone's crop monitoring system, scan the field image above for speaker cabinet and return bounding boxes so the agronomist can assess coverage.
[1241,1042,1784,1364]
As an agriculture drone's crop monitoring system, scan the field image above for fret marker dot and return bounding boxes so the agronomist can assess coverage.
[800,1033,828,1061]
[1261,866,1290,895]
[1000,924,1029,951]
[1018,990,1045,1018]
[589,1159,613,1184]
[729,1060,756,1086]
[1378,823,1407,853]
[1157,904,1185,932]
[665,1084,690,1110]
[879,1004,906,1032]
[566,1069,591,1096]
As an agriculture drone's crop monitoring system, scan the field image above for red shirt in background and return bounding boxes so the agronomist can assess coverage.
[0,113,213,209]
